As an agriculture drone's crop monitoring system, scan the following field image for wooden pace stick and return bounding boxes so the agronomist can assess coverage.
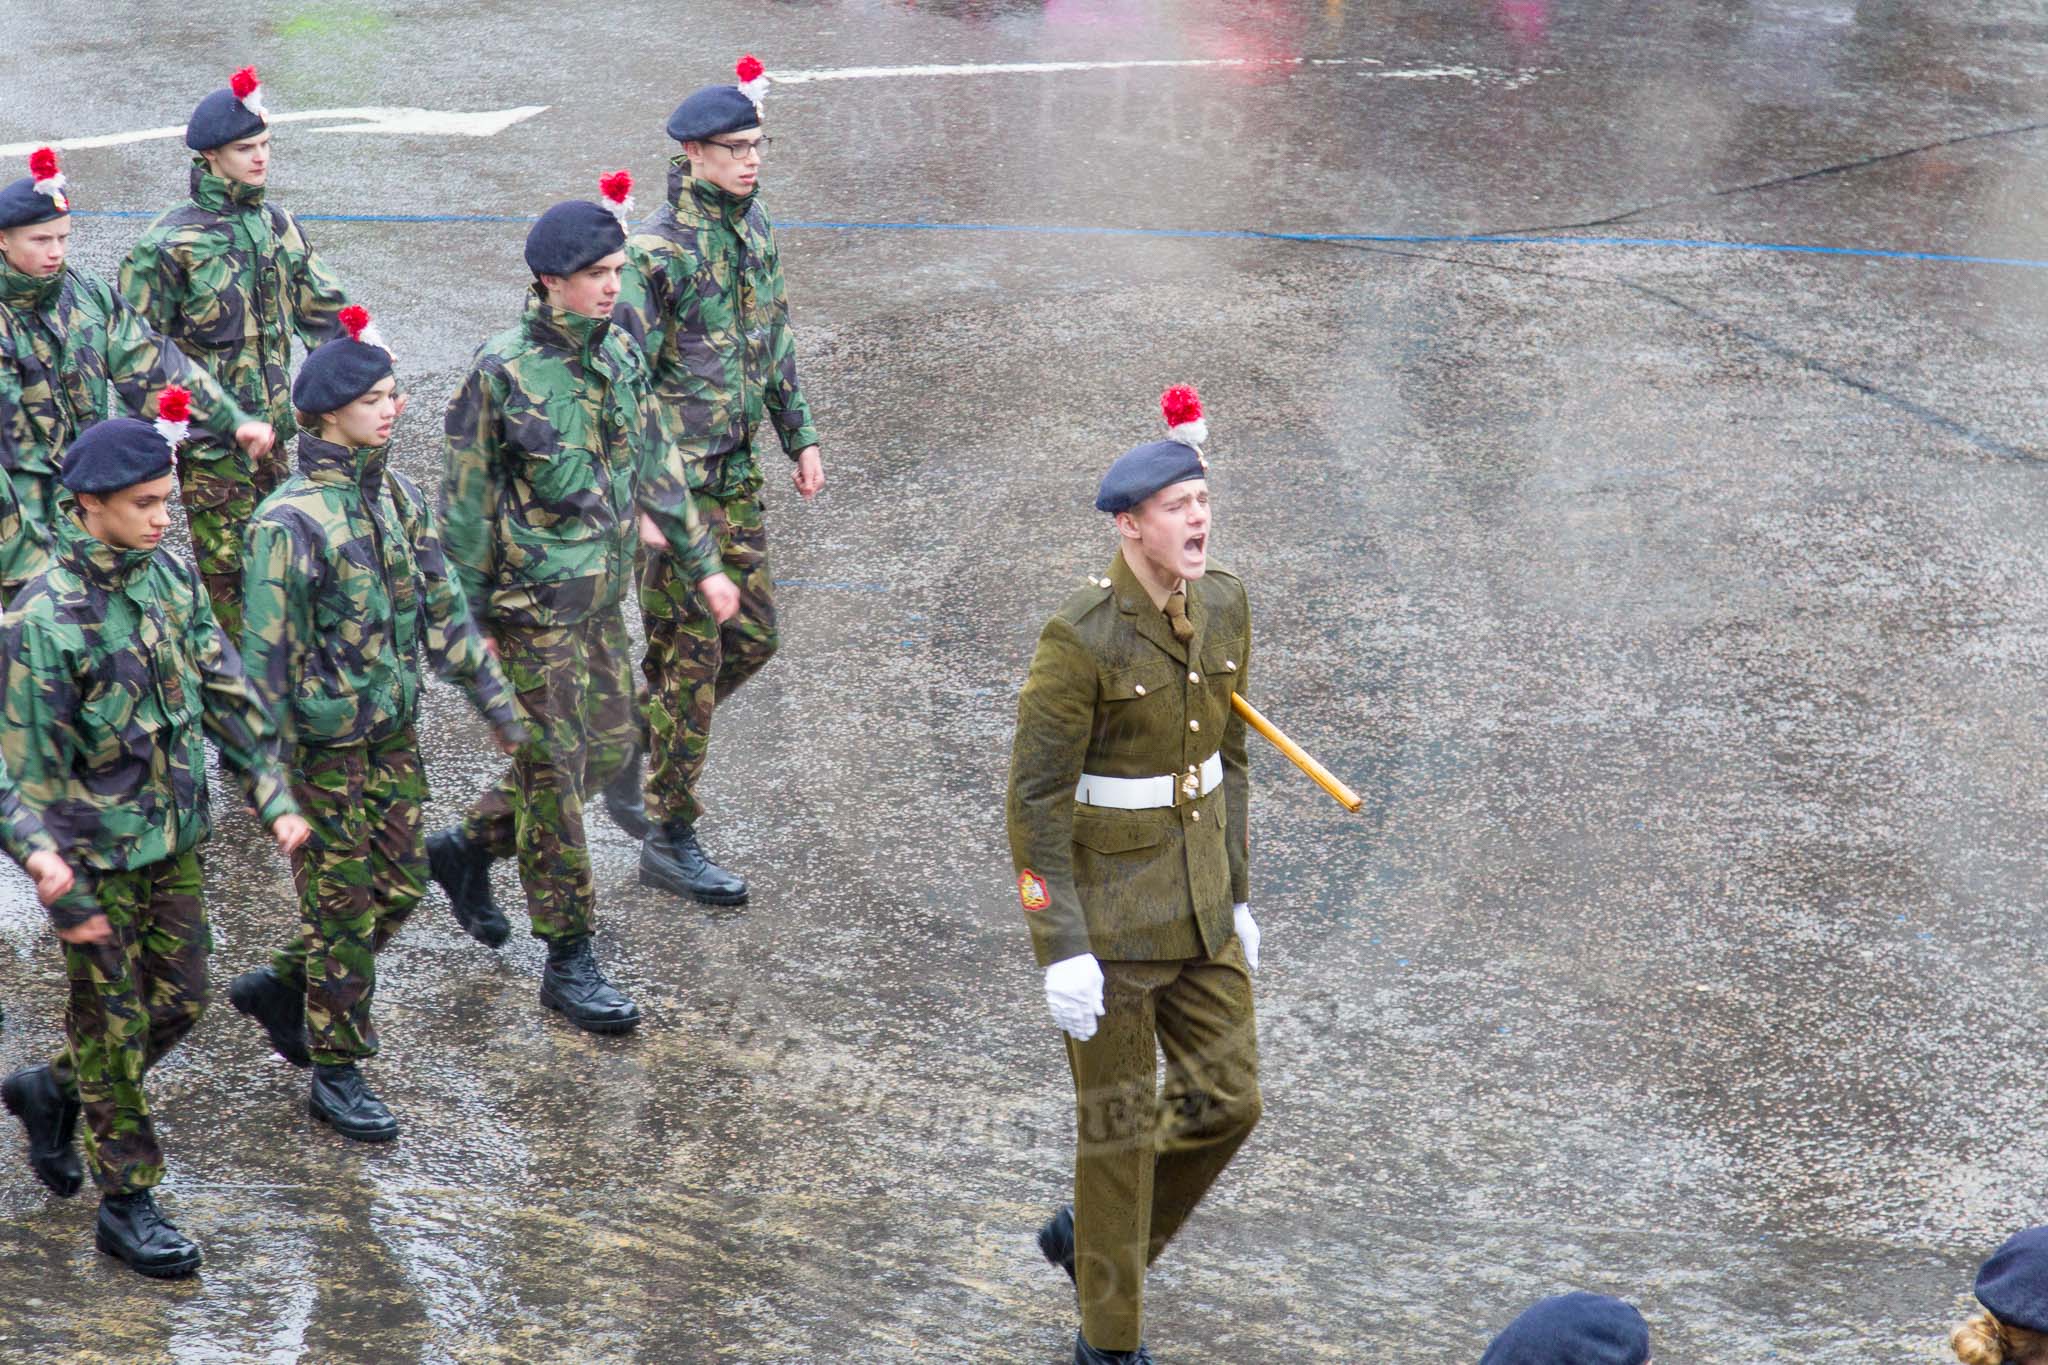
[1231,694,1363,813]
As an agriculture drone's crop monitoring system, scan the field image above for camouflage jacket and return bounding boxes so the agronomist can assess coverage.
[0,450,47,608]
[120,164,353,451]
[0,261,251,530]
[241,435,522,753]
[615,163,820,499]
[0,750,56,869]
[443,292,714,627]
[1006,551,1252,967]
[0,508,296,927]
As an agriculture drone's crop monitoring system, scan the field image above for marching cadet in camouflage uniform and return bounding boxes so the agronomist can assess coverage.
[0,146,276,543]
[1008,392,1264,1365]
[616,54,820,906]
[428,180,706,1033]
[227,309,524,1142]
[121,67,358,643]
[0,412,307,1279]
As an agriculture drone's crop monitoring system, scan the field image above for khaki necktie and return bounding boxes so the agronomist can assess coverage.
[1164,589,1195,644]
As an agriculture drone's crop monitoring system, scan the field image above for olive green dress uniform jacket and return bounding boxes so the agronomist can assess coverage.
[1007,550,1251,968]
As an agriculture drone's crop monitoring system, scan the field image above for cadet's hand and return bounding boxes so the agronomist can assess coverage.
[638,512,670,550]
[234,421,277,458]
[494,722,528,756]
[271,814,311,855]
[792,446,824,500]
[698,573,740,624]
[57,913,112,945]
[1044,953,1105,1041]
[25,851,73,907]
[1234,903,1261,973]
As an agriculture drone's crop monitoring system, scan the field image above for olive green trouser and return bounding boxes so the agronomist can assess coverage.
[1063,935,1262,1352]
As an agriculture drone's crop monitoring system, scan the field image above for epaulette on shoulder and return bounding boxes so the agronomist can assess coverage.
[1055,572,1117,624]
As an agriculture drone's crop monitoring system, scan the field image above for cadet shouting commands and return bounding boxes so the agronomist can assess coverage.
[1009,389,1262,1365]
[0,406,308,1277]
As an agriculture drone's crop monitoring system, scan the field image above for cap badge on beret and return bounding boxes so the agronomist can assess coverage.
[1161,384,1209,468]
[27,147,68,214]
[230,66,268,121]
[154,386,191,470]
[736,54,770,115]
[599,170,635,226]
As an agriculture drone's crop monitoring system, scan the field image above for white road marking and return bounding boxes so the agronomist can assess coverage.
[775,57,1543,87]
[0,106,550,157]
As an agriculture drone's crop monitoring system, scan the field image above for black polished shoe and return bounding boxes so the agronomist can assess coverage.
[539,936,641,1034]
[1074,1331,1154,1365]
[600,750,651,840]
[426,828,510,948]
[638,820,748,906]
[1038,1203,1077,1284]
[228,967,310,1068]
[96,1190,202,1278]
[3,1064,83,1197]
[308,1062,399,1143]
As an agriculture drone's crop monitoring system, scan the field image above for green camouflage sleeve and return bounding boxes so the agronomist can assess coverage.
[0,609,98,929]
[0,751,56,868]
[632,371,720,586]
[438,363,504,620]
[280,213,351,347]
[759,222,820,457]
[236,513,315,757]
[100,285,253,442]
[404,486,523,742]
[186,573,296,825]
[116,230,183,337]
[1005,617,1100,967]
[612,245,668,360]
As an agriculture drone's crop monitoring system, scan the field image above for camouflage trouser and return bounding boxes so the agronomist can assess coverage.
[462,609,637,941]
[50,850,209,1197]
[641,491,778,827]
[270,730,428,1065]
[180,440,291,646]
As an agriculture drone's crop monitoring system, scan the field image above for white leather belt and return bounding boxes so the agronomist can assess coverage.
[1075,753,1223,810]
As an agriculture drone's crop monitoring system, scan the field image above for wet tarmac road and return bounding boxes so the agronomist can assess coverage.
[4,1,2048,1360]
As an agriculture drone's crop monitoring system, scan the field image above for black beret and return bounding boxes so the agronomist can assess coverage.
[1978,1228,2048,1332]
[1094,439,1207,515]
[59,419,175,494]
[185,87,267,152]
[524,200,626,278]
[0,149,70,230]
[667,86,762,143]
[1480,1293,1651,1365]
[292,336,393,416]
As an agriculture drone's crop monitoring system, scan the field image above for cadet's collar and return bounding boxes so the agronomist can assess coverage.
[0,258,63,313]
[522,289,612,354]
[298,433,387,494]
[670,161,755,223]
[189,161,266,213]
[54,502,157,591]
[1107,549,1198,661]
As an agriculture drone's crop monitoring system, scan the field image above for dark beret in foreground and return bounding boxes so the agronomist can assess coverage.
[1479,1292,1652,1365]
[1094,440,1207,515]
[59,419,174,494]
[292,306,393,414]
[1977,1227,2048,1333]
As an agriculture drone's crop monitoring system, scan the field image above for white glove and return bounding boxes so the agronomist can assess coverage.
[1234,903,1260,973]
[1044,953,1106,1041]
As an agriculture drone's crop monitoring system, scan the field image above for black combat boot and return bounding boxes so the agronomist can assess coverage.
[96,1190,202,1278]
[1038,1203,1077,1284]
[539,936,641,1034]
[600,749,651,840]
[638,819,748,906]
[426,828,510,947]
[2,1063,83,1197]
[228,967,311,1067]
[308,1062,399,1142]
[1073,1332,1153,1365]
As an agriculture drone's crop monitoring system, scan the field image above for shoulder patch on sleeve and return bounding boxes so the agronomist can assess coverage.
[1018,869,1050,912]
